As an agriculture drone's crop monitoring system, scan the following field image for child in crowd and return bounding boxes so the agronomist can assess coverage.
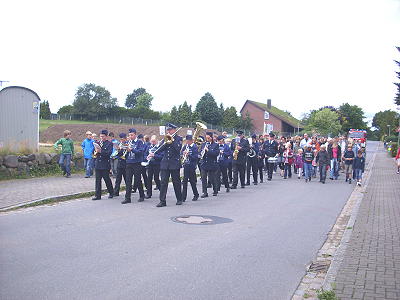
[312,149,318,178]
[81,131,94,178]
[353,150,365,186]
[283,142,294,179]
[343,145,355,184]
[54,130,74,178]
[303,145,314,182]
[294,148,304,179]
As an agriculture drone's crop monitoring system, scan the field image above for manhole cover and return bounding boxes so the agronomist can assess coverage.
[171,215,233,225]
[308,261,330,272]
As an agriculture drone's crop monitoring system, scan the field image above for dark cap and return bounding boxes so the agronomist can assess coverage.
[128,128,136,133]
[119,133,127,138]
[251,134,257,139]
[236,130,244,135]
[166,123,177,130]
[217,135,225,141]
[137,134,144,139]
[206,131,213,137]
[269,132,275,137]
[100,129,108,135]
[186,135,193,140]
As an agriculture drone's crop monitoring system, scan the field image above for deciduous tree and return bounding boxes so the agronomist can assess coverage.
[305,108,342,136]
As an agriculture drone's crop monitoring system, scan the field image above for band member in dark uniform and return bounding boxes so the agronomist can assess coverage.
[145,135,163,198]
[216,135,232,193]
[92,129,114,200]
[181,135,199,201]
[113,133,128,196]
[263,132,279,181]
[137,134,149,193]
[226,138,233,183]
[257,135,265,183]
[121,128,145,204]
[246,134,260,185]
[230,130,250,189]
[156,123,183,207]
[199,132,219,197]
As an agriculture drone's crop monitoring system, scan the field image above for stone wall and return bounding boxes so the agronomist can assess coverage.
[0,153,85,178]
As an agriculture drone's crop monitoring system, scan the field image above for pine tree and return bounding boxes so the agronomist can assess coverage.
[40,100,51,119]
[195,92,220,125]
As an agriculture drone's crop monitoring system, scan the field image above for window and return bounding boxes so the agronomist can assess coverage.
[264,123,273,134]
[264,111,269,120]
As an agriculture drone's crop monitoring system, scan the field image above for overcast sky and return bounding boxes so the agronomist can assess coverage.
[1,0,399,122]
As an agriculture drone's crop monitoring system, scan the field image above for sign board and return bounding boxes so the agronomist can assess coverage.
[159,126,166,136]
[264,111,270,120]
[186,129,193,135]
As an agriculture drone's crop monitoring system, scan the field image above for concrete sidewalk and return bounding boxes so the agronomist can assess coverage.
[334,147,400,299]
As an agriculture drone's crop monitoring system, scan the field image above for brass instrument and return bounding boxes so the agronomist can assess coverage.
[200,142,210,163]
[92,140,102,158]
[193,122,207,145]
[247,138,256,158]
[217,144,225,162]
[233,137,240,160]
[180,144,190,165]
[119,141,130,160]
[164,134,174,144]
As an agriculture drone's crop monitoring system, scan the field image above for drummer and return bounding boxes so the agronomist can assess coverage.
[263,132,279,181]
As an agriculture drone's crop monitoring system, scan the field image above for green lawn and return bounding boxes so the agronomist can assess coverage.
[39,119,106,132]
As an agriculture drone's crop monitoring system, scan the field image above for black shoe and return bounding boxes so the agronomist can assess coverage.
[284,177,287,179]
[230,186,237,189]
[207,184,212,188]
[66,175,71,178]
[108,194,113,199]
[182,198,186,202]
[154,187,159,191]
[245,182,250,186]
[200,194,208,198]
[345,178,348,182]
[132,189,137,193]
[349,180,352,184]
[322,181,325,184]
[241,186,245,188]
[226,188,230,193]
[267,178,272,181]
[176,200,183,205]
[113,192,119,197]
[192,195,199,201]
[305,179,308,182]
[156,201,166,207]
[138,197,144,202]
[212,192,218,196]
[85,176,90,178]
[121,199,131,204]
[92,197,101,200]
[260,180,263,183]
[145,195,151,199]
[253,182,258,185]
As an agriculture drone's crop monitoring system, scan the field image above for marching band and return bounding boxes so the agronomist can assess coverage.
[90,122,280,207]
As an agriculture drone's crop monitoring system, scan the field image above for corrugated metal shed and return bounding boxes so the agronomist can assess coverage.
[0,86,40,151]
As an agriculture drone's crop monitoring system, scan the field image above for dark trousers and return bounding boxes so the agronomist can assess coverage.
[125,163,145,200]
[284,164,292,178]
[114,167,126,194]
[246,158,258,183]
[265,159,275,179]
[217,165,229,190]
[159,168,182,203]
[319,164,328,182]
[227,162,233,183]
[182,167,199,200]
[95,168,113,198]
[141,166,148,190]
[201,168,217,194]
[232,163,246,187]
[146,164,160,196]
[258,165,264,181]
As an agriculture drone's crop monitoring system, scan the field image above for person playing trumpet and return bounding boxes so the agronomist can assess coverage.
[144,135,163,199]
[230,130,250,189]
[113,133,128,197]
[216,135,232,193]
[181,135,200,202]
[156,123,183,207]
[246,134,260,185]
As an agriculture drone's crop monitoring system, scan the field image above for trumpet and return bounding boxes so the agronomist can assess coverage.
[119,141,130,160]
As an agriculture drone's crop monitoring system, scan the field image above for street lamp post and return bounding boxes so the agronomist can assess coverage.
[387,124,391,137]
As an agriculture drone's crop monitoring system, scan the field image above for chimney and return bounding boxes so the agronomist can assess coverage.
[267,99,271,109]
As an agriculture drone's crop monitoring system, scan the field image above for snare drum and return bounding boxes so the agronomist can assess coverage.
[267,157,278,163]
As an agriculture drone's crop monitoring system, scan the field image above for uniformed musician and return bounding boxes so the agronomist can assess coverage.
[246,134,260,185]
[121,128,145,204]
[156,123,183,207]
[199,132,219,197]
[230,130,250,189]
[113,133,128,197]
[144,135,163,199]
[257,135,265,183]
[225,138,233,183]
[216,135,232,193]
[263,132,279,181]
[181,135,200,202]
[92,129,114,200]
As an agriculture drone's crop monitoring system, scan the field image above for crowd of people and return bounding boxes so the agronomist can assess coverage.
[53,124,368,207]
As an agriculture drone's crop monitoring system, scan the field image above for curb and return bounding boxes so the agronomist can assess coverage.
[291,143,379,300]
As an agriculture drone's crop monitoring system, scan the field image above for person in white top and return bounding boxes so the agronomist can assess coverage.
[300,133,311,149]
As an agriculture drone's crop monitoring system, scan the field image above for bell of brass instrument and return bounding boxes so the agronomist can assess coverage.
[193,121,207,145]
[164,134,174,144]
[119,141,129,160]
[233,137,240,160]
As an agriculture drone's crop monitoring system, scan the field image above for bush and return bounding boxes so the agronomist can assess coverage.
[389,142,398,157]
[317,289,339,300]
[384,135,398,143]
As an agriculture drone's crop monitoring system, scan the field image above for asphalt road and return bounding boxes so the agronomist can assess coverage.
[0,142,378,300]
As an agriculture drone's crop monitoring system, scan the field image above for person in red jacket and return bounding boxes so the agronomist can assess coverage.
[395,147,400,174]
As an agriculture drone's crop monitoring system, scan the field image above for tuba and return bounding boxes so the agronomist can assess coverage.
[247,138,256,158]
[193,121,207,145]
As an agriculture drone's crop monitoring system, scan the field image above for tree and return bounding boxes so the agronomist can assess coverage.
[40,100,51,119]
[305,108,342,136]
[57,105,74,115]
[222,106,240,129]
[372,110,399,138]
[135,92,153,109]
[195,92,220,125]
[240,111,254,132]
[177,101,192,125]
[125,87,146,109]
[169,106,179,125]
[72,83,117,120]
[394,46,400,106]
[338,103,367,132]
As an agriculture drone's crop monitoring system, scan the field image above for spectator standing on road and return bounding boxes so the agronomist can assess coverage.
[54,130,74,178]
[316,144,329,184]
[300,133,311,149]
[303,145,314,182]
[81,131,94,178]
[343,145,355,184]
[328,140,341,180]
[353,150,366,186]
[283,142,293,179]
[294,148,304,179]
